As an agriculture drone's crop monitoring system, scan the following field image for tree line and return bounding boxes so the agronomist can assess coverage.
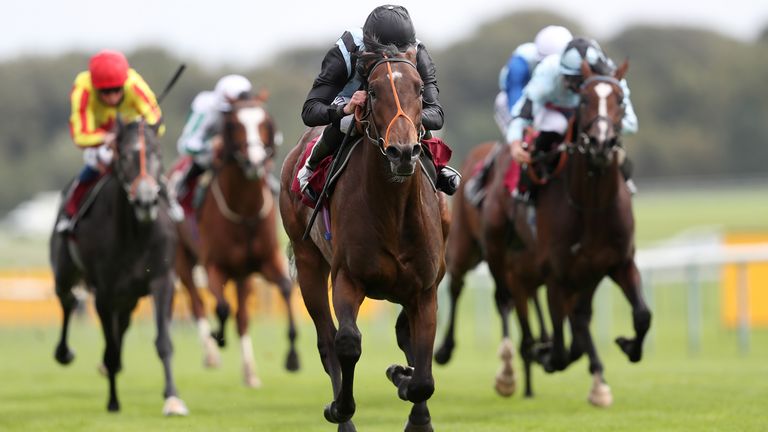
[0,11,766,213]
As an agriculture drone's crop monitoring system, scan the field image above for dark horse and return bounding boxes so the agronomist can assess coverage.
[50,120,187,415]
[174,97,300,386]
[535,60,652,406]
[280,46,447,432]
[435,141,549,398]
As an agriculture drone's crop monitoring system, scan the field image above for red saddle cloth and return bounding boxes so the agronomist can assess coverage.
[290,137,333,209]
[290,136,454,209]
[169,156,199,217]
[65,172,107,217]
[469,156,521,195]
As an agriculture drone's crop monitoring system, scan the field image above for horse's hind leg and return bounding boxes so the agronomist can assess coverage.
[235,277,261,388]
[324,270,365,425]
[261,250,300,372]
[151,274,189,416]
[569,287,612,407]
[176,248,219,368]
[206,264,231,348]
[52,237,79,365]
[610,260,651,363]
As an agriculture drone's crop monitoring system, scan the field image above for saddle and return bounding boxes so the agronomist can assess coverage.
[59,172,111,234]
[290,135,449,210]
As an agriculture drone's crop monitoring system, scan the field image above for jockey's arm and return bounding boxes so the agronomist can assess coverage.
[126,69,165,136]
[619,78,638,135]
[507,97,535,164]
[301,46,349,128]
[69,75,111,148]
[504,55,531,112]
[415,44,444,131]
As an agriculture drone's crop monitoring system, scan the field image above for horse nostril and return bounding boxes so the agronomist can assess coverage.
[412,144,421,159]
[385,146,402,161]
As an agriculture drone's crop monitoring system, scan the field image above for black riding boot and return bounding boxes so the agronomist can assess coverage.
[297,125,345,202]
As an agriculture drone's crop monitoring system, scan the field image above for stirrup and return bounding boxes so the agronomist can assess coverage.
[297,164,314,193]
[512,188,530,204]
[625,179,638,195]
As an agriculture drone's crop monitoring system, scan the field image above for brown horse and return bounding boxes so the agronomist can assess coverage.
[174,97,299,387]
[535,61,651,406]
[435,142,549,398]
[280,46,447,432]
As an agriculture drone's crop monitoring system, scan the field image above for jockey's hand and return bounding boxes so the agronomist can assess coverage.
[510,140,532,164]
[103,132,117,147]
[343,90,367,115]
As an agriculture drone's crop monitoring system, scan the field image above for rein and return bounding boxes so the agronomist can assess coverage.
[128,121,158,198]
[211,176,273,225]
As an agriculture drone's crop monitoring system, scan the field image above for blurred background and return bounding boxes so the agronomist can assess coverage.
[0,1,766,431]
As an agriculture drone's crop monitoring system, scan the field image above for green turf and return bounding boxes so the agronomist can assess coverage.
[0,278,766,431]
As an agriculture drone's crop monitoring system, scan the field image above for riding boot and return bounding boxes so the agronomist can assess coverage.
[177,161,205,198]
[56,180,79,233]
[436,165,461,195]
[297,125,344,202]
[158,179,184,222]
[619,153,637,195]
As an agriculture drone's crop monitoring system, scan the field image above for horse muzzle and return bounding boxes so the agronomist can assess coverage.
[130,178,160,222]
[385,142,421,177]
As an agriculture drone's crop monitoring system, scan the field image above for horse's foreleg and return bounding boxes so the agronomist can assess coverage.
[542,282,574,373]
[176,248,219,367]
[151,274,188,416]
[324,270,365,425]
[261,251,300,372]
[484,234,517,396]
[569,288,612,407]
[235,277,261,388]
[53,264,79,366]
[206,264,230,348]
[95,301,120,412]
[610,260,651,363]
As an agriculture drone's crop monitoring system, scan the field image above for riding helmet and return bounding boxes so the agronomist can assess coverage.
[89,50,129,89]
[534,25,573,60]
[559,37,612,76]
[363,5,417,49]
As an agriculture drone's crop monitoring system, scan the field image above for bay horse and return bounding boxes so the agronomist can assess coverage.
[435,141,550,398]
[535,60,651,406]
[174,96,299,387]
[280,45,447,432]
[50,119,188,415]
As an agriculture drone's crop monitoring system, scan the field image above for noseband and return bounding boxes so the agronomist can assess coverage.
[358,57,425,155]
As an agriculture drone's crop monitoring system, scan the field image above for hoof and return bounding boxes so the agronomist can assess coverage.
[433,343,454,365]
[588,382,613,407]
[324,402,354,424]
[615,337,642,363]
[285,350,300,372]
[243,374,262,389]
[405,419,434,432]
[386,364,414,383]
[107,400,120,412]
[494,372,516,397]
[163,396,190,416]
[211,331,226,348]
[338,420,357,432]
[54,345,75,365]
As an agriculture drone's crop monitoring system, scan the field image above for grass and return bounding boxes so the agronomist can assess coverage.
[0,277,766,432]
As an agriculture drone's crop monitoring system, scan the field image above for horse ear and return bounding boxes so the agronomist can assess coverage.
[255,87,270,103]
[580,59,592,79]
[405,46,417,64]
[615,58,629,81]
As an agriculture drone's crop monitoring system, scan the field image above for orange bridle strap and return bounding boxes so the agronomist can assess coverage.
[383,61,418,148]
[130,121,155,196]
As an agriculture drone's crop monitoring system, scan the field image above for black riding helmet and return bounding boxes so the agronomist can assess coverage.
[363,5,417,49]
[559,37,613,76]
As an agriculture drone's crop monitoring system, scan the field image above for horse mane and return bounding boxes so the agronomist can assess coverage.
[355,36,415,81]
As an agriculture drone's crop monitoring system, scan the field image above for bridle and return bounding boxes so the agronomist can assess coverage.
[574,75,625,156]
[356,57,425,156]
[114,120,160,203]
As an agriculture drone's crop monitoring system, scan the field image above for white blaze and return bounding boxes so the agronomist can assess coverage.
[236,107,267,164]
[594,83,613,143]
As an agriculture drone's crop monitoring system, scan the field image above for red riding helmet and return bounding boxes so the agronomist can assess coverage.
[89,50,129,89]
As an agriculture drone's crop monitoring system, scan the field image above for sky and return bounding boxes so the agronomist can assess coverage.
[5,0,768,68]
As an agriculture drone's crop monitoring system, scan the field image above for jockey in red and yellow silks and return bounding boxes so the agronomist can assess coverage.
[57,50,167,231]
[69,60,164,147]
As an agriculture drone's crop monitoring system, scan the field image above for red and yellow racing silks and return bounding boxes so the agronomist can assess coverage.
[68,69,165,147]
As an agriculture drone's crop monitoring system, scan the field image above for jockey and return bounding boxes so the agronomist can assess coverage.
[59,50,164,231]
[466,25,572,206]
[297,4,460,201]
[507,37,639,200]
[494,25,573,134]
[175,74,254,197]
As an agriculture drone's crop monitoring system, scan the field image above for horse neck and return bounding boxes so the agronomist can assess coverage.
[109,176,153,243]
[564,152,621,215]
[216,161,265,215]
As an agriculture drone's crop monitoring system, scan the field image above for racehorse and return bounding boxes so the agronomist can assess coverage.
[280,45,447,432]
[434,142,550,398]
[174,97,300,386]
[50,119,188,415]
[535,60,651,406]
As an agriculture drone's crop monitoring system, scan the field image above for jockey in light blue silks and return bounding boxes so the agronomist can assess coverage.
[465,26,572,205]
[507,37,639,200]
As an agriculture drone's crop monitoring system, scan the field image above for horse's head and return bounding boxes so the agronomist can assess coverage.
[220,96,276,180]
[575,59,629,168]
[112,119,163,222]
[358,45,424,180]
